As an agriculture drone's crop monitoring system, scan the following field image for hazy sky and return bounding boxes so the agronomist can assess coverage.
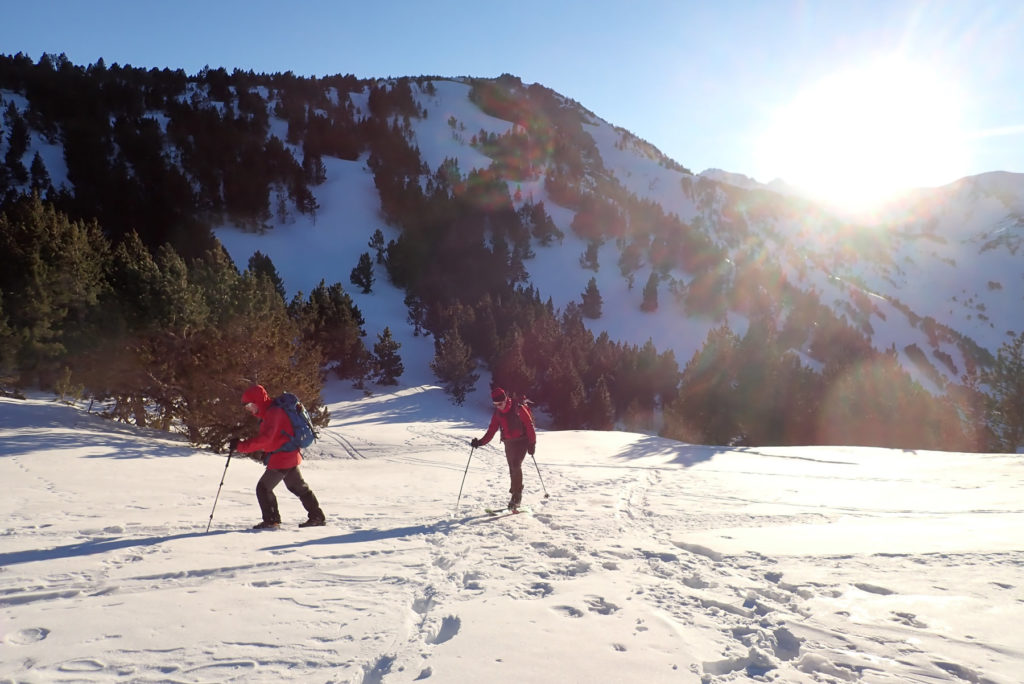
[3,0,1024,199]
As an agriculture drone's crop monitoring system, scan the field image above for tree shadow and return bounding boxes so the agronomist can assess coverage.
[0,530,233,567]
[0,431,192,460]
[1,398,192,460]
[612,435,727,468]
[327,385,471,428]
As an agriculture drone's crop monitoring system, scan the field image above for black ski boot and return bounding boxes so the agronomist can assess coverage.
[253,520,281,529]
[298,491,325,527]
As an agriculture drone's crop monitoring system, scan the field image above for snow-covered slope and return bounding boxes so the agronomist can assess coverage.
[213,77,1024,393]
[2,393,1021,683]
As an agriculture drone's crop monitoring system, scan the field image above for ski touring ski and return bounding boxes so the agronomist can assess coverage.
[485,506,530,516]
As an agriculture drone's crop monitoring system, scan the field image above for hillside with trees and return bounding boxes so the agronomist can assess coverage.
[1,52,1021,452]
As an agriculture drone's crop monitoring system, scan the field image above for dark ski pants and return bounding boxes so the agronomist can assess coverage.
[256,466,323,524]
[504,439,528,503]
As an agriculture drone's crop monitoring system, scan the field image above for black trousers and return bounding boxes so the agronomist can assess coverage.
[256,466,323,523]
[504,439,528,500]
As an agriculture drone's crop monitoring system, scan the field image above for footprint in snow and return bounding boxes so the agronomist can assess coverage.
[427,615,460,644]
[7,627,50,645]
[585,595,620,615]
[552,605,584,618]
[854,582,896,595]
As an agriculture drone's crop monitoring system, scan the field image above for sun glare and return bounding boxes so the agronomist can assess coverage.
[759,57,969,216]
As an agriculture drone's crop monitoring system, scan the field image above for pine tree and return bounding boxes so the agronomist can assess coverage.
[404,292,426,336]
[302,149,327,185]
[372,327,404,385]
[104,231,162,328]
[350,252,374,294]
[292,280,368,381]
[641,272,659,312]
[509,252,528,285]
[29,152,51,194]
[201,265,324,447]
[369,229,387,264]
[3,102,29,185]
[579,240,599,271]
[0,197,109,388]
[522,200,562,245]
[954,357,997,451]
[0,296,14,384]
[247,250,286,300]
[54,365,83,403]
[492,329,534,395]
[430,327,478,405]
[982,331,1024,451]
[99,243,326,447]
[581,277,602,318]
[78,230,161,426]
[663,326,740,444]
[588,376,615,430]
[545,354,586,429]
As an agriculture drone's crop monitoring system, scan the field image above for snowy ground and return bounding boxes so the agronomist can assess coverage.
[1,386,1022,683]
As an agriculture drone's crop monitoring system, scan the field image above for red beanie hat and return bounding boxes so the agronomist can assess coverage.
[491,387,507,402]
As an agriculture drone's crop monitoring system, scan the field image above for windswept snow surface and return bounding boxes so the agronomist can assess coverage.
[2,391,1022,683]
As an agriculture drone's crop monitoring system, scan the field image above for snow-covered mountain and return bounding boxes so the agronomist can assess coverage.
[205,76,1023,396]
[3,72,1023,399]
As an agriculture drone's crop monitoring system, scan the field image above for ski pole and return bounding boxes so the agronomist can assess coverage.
[531,453,550,499]
[454,446,475,513]
[206,449,234,532]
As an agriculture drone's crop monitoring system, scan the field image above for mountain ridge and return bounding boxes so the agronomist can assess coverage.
[1,56,1021,448]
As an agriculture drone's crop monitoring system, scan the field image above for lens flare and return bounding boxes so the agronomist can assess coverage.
[758,57,969,216]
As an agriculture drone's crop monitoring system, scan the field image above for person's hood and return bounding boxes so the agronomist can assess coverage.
[241,384,272,412]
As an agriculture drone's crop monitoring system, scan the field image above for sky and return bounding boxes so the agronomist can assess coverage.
[4,0,1024,208]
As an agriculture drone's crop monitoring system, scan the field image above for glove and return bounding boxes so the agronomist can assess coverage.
[527,442,536,455]
[228,437,240,452]
[249,451,265,463]
[470,438,481,448]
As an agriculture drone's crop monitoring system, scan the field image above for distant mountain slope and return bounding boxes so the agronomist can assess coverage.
[2,59,1021,415]
[392,76,1020,392]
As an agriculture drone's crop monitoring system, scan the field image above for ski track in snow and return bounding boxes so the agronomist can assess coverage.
[3,463,1022,683]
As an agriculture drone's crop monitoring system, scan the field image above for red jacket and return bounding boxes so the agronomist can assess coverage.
[478,401,536,447]
[237,385,302,469]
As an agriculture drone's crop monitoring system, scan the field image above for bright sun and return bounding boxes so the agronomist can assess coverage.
[759,57,969,215]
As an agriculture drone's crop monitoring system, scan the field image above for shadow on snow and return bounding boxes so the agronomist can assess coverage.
[0,530,233,567]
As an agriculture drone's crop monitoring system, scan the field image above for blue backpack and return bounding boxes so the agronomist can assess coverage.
[270,392,318,453]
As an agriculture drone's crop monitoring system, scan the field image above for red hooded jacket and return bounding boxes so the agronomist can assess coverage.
[237,384,302,469]
[477,399,536,447]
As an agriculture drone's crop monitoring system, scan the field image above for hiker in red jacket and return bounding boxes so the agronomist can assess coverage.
[471,387,536,510]
[229,384,326,529]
